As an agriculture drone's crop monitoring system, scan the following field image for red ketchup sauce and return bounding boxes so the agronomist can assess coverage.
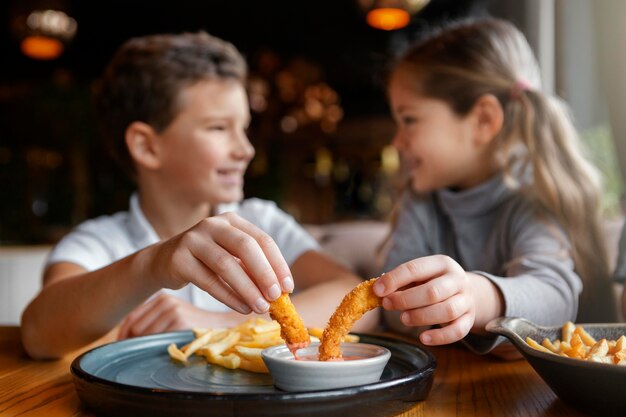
[293,355,367,361]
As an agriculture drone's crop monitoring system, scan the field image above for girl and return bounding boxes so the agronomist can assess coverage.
[373,18,617,353]
[613,224,626,319]
[21,32,378,359]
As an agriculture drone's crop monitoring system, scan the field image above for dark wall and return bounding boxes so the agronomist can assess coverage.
[0,0,493,244]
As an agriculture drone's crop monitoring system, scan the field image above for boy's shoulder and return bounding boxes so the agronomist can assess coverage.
[73,210,130,235]
[221,198,282,218]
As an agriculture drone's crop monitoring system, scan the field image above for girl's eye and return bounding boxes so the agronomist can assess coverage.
[401,116,418,125]
[207,125,227,131]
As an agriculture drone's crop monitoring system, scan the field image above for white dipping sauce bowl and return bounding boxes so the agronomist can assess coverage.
[261,342,391,392]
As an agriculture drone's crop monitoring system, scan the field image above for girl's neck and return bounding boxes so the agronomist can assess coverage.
[137,185,211,240]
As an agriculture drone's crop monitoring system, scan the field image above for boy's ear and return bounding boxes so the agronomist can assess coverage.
[471,94,504,146]
[125,121,161,170]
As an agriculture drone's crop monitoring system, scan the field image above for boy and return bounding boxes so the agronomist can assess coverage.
[21,32,378,359]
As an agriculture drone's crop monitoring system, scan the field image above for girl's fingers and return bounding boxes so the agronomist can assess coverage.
[418,312,474,345]
[400,293,472,327]
[374,255,460,297]
[382,273,460,310]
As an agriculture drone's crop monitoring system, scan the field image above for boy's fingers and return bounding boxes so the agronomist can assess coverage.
[375,255,459,297]
[118,296,158,339]
[418,312,473,345]
[124,295,173,337]
[221,214,294,294]
[140,314,179,336]
[118,295,164,339]
[190,244,268,314]
[210,224,282,302]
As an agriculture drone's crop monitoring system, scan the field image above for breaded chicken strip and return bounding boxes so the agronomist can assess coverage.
[318,278,381,360]
[269,293,310,354]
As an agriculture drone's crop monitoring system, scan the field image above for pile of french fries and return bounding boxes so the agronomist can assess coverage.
[167,318,359,373]
[526,321,626,365]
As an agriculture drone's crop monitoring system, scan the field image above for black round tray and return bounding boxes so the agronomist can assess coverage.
[71,332,436,417]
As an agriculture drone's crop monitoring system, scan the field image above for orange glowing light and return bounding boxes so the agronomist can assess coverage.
[366,8,410,31]
[20,36,64,60]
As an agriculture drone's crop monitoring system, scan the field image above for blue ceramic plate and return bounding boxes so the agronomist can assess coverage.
[486,317,626,415]
[71,332,436,417]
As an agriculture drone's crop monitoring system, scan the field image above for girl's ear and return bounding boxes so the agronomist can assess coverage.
[125,121,162,170]
[471,94,504,146]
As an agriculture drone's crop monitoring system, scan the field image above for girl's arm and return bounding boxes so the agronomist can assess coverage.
[374,255,503,346]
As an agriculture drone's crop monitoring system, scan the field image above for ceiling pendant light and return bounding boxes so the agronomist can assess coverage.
[11,2,77,60]
[358,0,430,31]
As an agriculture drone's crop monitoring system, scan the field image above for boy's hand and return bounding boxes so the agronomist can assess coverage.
[117,293,243,339]
[373,255,476,346]
[148,212,294,315]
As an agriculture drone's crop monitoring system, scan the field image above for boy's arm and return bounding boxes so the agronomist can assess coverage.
[21,213,296,359]
[21,248,162,359]
[288,250,380,331]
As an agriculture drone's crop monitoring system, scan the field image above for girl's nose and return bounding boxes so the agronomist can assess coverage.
[391,131,404,151]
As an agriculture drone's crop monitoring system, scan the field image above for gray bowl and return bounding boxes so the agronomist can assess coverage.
[486,317,626,416]
[261,342,391,392]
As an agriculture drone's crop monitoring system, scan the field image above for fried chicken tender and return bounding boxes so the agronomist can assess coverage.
[269,293,310,354]
[318,277,381,361]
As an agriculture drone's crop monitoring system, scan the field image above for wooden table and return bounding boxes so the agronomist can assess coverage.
[0,326,589,416]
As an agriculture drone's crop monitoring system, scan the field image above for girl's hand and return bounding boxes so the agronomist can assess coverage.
[373,255,476,345]
[146,212,294,315]
[117,293,243,339]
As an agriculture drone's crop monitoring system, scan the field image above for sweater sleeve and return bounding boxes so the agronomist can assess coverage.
[614,222,626,283]
[464,208,582,354]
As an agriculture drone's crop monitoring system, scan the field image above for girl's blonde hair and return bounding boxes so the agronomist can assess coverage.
[393,18,616,322]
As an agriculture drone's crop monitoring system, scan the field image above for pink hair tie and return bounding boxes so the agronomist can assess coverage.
[510,79,531,100]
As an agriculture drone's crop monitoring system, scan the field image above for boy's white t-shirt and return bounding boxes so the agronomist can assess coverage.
[46,193,320,312]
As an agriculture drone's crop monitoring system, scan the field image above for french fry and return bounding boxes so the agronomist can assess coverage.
[525,322,626,366]
[526,337,553,354]
[167,317,361,373]
[183,329,223,358]
[561,321,575,343]
[574,326,596,347]
[541,338,560,353]
[570,333,583,348]
[167,343,188,363]
[238,337,285,349]
[234,345,263,360]
[308,327,359,343]
[253,320,281,334]
[238,357,268,373]
[205,331,241,357]
[204,352,241,370]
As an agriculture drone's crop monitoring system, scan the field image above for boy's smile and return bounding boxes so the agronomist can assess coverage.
[154,79,254,206]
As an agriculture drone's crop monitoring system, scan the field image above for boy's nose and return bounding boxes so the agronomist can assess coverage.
[233,131,255,160]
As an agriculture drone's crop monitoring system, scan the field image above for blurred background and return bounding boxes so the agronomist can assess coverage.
[0,0,624,245]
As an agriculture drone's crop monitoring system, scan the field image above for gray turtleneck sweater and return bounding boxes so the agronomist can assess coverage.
[382,174,581,353]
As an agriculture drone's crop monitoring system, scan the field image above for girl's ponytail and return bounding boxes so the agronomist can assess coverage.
[504,89,617,322]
